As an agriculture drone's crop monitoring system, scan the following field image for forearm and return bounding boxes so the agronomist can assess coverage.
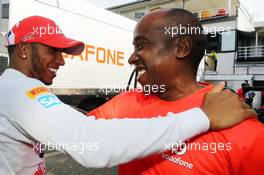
[17,104,208,167]
[77,108,209,167]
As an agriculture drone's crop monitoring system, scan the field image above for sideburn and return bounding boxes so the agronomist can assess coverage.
[31,44,43,80]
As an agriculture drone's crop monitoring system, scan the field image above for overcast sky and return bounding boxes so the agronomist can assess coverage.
[87,0,264,21]
[240,0,264,21]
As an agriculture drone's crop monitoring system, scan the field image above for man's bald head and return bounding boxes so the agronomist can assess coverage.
[137,8,206,74]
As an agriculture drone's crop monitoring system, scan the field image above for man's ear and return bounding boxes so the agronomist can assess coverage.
[16,42,31,59]
[175,36,192,59]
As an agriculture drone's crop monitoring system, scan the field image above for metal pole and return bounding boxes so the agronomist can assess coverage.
[256,31,258,47]
[56,0,60,8]
[227,0,231,15]
[255,31,258,57]
[245,47,247,60]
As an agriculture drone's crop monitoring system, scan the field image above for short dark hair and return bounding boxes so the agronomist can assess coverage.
[7,45,16,58]
[162,8,206,73]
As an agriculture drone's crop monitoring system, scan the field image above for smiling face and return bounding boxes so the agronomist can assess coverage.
[30,43,65,85]
[128,9,206,99]
[128,11,180,93]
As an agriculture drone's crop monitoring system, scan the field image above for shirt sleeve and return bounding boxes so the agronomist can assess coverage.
[6,84,209,168]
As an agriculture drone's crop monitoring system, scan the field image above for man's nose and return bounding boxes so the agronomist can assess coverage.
[56,52,65,66]
[128,52,138,65]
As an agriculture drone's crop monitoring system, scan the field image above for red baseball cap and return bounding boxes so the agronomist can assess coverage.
[5,16,84,55]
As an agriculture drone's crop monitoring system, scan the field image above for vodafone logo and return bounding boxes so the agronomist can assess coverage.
[162,153,193,169]
[163,142,193,169]
[173,144,187,156]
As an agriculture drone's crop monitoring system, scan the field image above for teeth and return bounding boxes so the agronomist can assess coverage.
[48,68,58,74]
[138,69,146,77]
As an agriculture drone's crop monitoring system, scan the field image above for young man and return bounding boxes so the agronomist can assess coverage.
[0,15,254,175]
[89,9,263,175]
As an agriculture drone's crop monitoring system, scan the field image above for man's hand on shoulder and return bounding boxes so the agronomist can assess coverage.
[201,82,257,130]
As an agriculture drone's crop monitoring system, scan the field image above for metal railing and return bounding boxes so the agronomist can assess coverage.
[237,46,264,62]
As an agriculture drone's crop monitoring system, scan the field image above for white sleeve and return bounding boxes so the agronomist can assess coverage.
[8,85,209,168]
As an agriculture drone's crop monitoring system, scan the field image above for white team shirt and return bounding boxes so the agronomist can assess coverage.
[0,68,209,174]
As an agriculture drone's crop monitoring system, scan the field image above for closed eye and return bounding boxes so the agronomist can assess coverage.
[134,43,144,51]
[133,37,150,51]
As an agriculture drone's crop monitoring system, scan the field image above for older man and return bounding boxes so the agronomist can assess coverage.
[90,9,263,175]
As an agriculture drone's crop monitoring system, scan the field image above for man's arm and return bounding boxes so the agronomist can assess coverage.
[8,84,209,168]
[91,82,256,131]
[7,82,255,168]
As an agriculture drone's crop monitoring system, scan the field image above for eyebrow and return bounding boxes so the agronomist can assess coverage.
[133,36,149,45]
